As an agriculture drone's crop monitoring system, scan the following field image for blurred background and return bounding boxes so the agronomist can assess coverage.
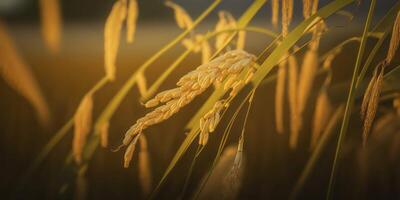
[1,0,400,199]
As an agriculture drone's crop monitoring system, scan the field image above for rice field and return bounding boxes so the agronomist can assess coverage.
[1,0,400,199]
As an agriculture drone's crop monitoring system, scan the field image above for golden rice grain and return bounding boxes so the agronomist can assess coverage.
[39,0,62,52]
[199,101,224,145]
[138,135,152,195]
[386,11,400,64]
[121,50,256,166]
[73,94,94,164]
[275,59,287,134]
[127,0,139,43]
[362,65,384,146]
[0,21,50,126]
[104,0,127,81]
[136,72,148,98]
[297,50,318,119]
[124,134,141,168]
[165,1,193,30]
[271,0,279,28]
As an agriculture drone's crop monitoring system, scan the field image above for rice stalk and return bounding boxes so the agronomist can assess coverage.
[104,0,128,81]
[138,135,152,196]
[0,21,51,126]
[74,166,88,200]
[136,72,148,98]
[386,11,400,63]
[39,0,62,53]
[127,0,138,43]
[165,1,193,30]
[327,0,376,197]
[361,65,384,147]
[158,1,354,198]
[272,0,279,28]
[73,94,94,164]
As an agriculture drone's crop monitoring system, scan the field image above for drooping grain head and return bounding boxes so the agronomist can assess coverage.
[0,21,51,127]
[287,55,299,143]
[271,0,279,28]
[297,49,318,117]
[122,50,256,167]
[386,11,400,64]
[126,0,139,43]
[362,65,384,147]
[311,88,332,149]
[282,0,294,36]
[199,100,224,145]
[39,0,62,53]
[302,0,312,19]
[165,1,193,30]
[275,59,287,134]
[104,0,128,81]
[73,94,94,164]
[124,134,141,168]
[182,34,212,64]
[215,11,236,50]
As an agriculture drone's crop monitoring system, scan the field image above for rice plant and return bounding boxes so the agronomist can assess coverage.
[1,0,400,199]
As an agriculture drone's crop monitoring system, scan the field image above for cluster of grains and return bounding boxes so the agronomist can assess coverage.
[361,12,400,146]
[73,94,94,164]
[386,11,400,63]
[287,55,300,142]
[182,34,212,64]
[104,0,138,81]
[121,50,256,167]
[215,11,245,50]
[199,100,224,145]
[39,0,62,53]
[0,21,50,126]
[165,1,193,30]
[361,64,384,146]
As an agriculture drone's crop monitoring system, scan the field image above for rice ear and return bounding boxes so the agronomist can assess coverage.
[73,94,94,164]
[165,1,193,30]
[271,0,279,28]
[126,0,139,43]
[0,21,51,127]
[99,122,110,148]
[275,59,287,134]
[362,66,384,147]
[386,11,400,64]
[361,67,378,119]
[104,0,127,81]
[201,38,212,64]
[138,135,152,196]
[39,0,62,53]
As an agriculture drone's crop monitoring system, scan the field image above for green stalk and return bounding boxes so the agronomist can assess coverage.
[326,0,376,199]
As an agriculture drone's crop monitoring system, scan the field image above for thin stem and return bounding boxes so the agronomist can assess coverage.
[326,0,376,199]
